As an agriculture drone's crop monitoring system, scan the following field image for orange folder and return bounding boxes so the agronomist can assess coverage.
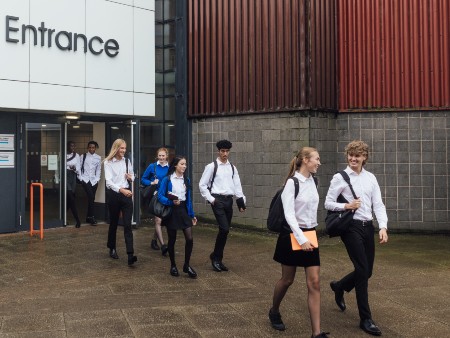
[290,231,318,251]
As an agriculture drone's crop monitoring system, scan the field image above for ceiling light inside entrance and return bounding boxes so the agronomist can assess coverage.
[65,113,80,120]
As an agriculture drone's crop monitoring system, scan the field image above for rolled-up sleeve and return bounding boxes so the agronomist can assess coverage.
[324,175,347,211]
[199,163,214,203]
[371,176,388,229]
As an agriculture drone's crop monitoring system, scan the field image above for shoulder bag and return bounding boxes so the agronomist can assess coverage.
[148,177,172,220]
[325,171,358,237]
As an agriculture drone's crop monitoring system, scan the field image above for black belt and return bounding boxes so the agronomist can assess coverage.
[212,194,233,199]
[353,219,373,226]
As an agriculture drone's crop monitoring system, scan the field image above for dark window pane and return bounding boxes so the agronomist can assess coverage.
[155,23,163,46]
[163,23,176,45]
[140,123,164,170]
[155,49,164,72]
[165,123,176,146]
[164,48,176,70]
[164,0,176,20]
[155,98,164,119]
[155,73,164,96]
[164,97,176,120]
[155,0,163,21]
[164,72,175,95]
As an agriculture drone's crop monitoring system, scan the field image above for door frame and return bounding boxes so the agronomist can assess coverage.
[105,119,140,224]
[18,115,66,232]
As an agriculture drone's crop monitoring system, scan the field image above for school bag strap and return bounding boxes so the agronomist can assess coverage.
[207,160,235,192]
[80,153,87,174]
[338,171,357,200]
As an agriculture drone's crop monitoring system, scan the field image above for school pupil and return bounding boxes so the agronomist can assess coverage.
[157,155,198,278]
[141,147,170,255]
[66,141,81,228]
[78,141,101,225]
[198,140,246,273]
[269,147,329,338]
[104,139,137,266]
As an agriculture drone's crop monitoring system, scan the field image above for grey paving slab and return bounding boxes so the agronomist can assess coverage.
[0,223,448,338]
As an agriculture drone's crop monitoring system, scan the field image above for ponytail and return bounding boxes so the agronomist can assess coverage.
[284,147,318,185]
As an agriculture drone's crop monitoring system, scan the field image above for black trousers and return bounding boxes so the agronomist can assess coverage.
[81,181,98,218]
[66,190,80,224]
[338,221,375,321]
[106,189,134,254]
[211,194,233,261]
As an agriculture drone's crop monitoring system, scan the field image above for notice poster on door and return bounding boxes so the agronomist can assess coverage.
[48,155,58,170]
[0,135,14,150]
[41,154,48,166]
[0,152,14,168]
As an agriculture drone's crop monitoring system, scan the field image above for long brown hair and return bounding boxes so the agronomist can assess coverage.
[284,147,318,184]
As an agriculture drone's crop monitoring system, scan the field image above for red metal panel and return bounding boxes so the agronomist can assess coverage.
[187,0,321,117]
[339,0,450,111]
[211,0,217,113]
[242,0,249,112]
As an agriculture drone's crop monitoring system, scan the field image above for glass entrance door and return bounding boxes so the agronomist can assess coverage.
[22,122,63,230]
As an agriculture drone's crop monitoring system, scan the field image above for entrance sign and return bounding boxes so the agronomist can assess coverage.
[6,16,120,57]
[0,0,155,117]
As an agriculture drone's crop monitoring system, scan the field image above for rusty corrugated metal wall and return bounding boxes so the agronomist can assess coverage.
[187,0,337,117]
[310,0,337,110]
[338,0,450,110]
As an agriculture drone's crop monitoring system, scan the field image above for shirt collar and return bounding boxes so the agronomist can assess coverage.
[216,158,229,165]
[294,171,313,183]
[345,166,366,175]
[171,172,184,180]
[112,156,124,163]
[157,161,169,167]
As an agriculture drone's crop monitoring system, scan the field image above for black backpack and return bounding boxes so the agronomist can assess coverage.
[267,176,318,233]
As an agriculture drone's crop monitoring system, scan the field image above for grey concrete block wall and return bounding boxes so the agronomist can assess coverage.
[191,110,450,233]
[191,112,337,230]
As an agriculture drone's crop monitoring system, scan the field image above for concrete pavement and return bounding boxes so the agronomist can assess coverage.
[0,222,448,337]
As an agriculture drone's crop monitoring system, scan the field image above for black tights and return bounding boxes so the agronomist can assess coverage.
[167,227,193,267]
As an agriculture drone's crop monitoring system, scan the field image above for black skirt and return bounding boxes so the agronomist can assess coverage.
[273,228,320,267]
[164,201,193,230]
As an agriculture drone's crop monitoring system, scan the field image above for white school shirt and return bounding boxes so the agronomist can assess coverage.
[66,152,80,174]
[170,173,187,201]
[79,152,101,185]
[198,158,246,204]
[281,172,319,245]
[324,166,388,229]
[104,157,135,193]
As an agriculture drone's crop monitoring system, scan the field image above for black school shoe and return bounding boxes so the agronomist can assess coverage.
[268,308,285,331]
[128,255,138,266]
[183,265,197,278]
[360,319,382,336]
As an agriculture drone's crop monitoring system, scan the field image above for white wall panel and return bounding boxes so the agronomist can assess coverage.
[134,92,155,116]
[0,80,29,109]
[0,0,154,117]
[86,89,133,115]
[29,0,85,87]
[86,0,133,92]
[30,83,84,112]
[134,8,155,94]
[108,0,133,6]
[0,1,30,81]
[135,0,155,11]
